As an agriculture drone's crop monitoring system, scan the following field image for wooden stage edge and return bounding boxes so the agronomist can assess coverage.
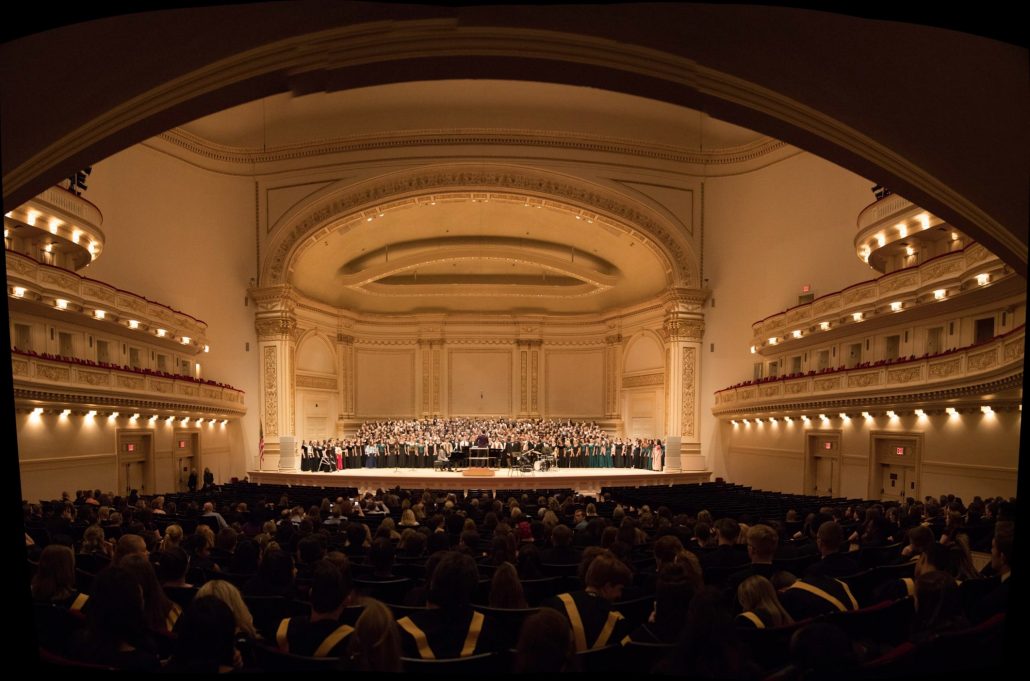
[246,468,712,493]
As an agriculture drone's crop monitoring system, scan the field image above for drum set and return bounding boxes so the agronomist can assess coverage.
[512,449,556,474]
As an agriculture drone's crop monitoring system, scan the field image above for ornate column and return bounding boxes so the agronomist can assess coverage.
[417,338,444,417]
[516,339,543,417]
[661,288,708,472]
[336,333,354,436]
[252,285,299,471]
[602,333,625,431]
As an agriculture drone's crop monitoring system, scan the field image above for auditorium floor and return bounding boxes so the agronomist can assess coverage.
[246,467,711,495]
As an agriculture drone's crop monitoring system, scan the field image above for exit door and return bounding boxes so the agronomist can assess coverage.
[881,464,914,501]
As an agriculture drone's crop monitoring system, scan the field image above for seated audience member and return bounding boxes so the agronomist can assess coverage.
[295,534,327,580]
[229,538,260,575]
[899,524,934,560]
[167,596,240,673]
[70,567,161,671]
[701,518,748,570]
[804,521,860,579]
[543,549,633,652]
[657,586,759,678]
[210,527,238,566]
[725,524,779,600]
[735,575,793,628]
[777,572,859,621]
[113,533,148,566]
[186,529,220,572]
[787,622,860,680]
[197,578,260,641]
[518,543,544,579]
[876,542,957,601]
[121,554,182,633]
[346,598,402,672]
[243,549,297,598]
[515,608,577,672]
[202,501,229,530]
[910,571,969,643]
[276,559,357,657]
[396,551,503,658]
[159,524,184,553]
[489,561,529,609]
[971,520,1013,623]
[80,524,114,561]
[154,547,193,588]
[367,537,398,579]
[32,544,89,612]
[624,563,695,644]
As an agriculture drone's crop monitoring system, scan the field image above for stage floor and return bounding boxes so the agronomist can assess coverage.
[247,466,711,495]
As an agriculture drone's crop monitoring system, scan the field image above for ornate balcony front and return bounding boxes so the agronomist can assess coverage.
[714,326,1023,416]
[5,186,105,269]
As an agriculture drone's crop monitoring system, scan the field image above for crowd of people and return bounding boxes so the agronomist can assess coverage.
[298,418,665,472]
[26,482,1013,673]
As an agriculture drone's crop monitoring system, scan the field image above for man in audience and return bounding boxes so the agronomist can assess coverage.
[396,551,502,658]
[725,524,779,598]
[541,524,581,564]
[701,518,748,570]
[202,501,229,531]
[804,521,860,578]
[114,533,149,565]
[543,549,633,651]
[971,521,1013,622]
[276,559,357,657]
[777,571,859,620]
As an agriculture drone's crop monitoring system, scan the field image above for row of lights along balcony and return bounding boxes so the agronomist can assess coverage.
[750,273,991,354]
[9,286,208,353]
[24,407,227,425]
[729,405,1018,425]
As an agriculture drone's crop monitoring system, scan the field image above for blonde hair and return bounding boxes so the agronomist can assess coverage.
[737,575,793,627]
[160,524,184,551]
[195,524,215,548]
[350,598,402,672]
[400,509,418,526]
[197,579,258,638]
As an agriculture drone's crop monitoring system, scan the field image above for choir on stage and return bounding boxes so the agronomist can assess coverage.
[297,417,664,472]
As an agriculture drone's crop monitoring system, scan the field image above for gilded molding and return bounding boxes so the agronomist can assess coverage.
[622,372,663,388]
[848,372,881,388]
[255,317,298,339]
[297,375,338,390]
[967,349,998,371]
[661,317,704,342]
[886,367,922,384]
[263,346,278,437]
[681,346,696,438]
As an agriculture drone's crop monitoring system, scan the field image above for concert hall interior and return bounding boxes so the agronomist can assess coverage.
[4,5,1025,503]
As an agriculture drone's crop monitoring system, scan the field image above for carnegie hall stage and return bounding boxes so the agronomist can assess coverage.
[247,467,711,495]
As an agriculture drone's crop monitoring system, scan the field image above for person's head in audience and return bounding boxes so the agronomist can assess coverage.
[911,570,967,642]
[674,549,705,591]
[903,525,935,558]
[668,586,752,678]
[160,524,184,552]
[738,575,793,627]
[369,537,395,576]
[195,524,216,550]
[168,596,238,673]
[428,551,479,610]
[747,524,778,564]
[573,508,585,526]
[584,549,632,601]
[600,525,619,549]
[81,566,156,665]
[230,538,260,574]
[121,554,177,632]
[459,529,480,554]
[197,578,258,638]
[515,607,576,672]
[258,549,296,588]
[490,561,528,609]
[297,534,326,566]
[789,622,857,679]
[518,543,543,579]
[714,517,741,546]
[32,544,76,602]
[916,542,958,578]
[770,571,797,591]
[309,559,349,620]
[345,522,368,551]
[215,527,238,553]
[82,524,111,555]
[991,521,1014,577]
[154,547,191,586]
[816,521,844,557]
[426,530,451,555]
[653,563,696,639]
[550,523,573,549]
[348,598,402,672]
[114,533,148,565]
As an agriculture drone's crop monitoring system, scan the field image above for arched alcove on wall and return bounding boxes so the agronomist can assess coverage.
[622,331,667,438]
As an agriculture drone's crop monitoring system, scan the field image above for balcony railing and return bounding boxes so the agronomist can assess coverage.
[713,326,1023,414]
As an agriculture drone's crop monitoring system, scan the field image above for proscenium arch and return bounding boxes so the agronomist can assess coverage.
[262,164,698,289]
[2,9,1025,274]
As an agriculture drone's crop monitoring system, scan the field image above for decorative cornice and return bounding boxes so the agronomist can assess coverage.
[156,126,791,172]
[623,372,663,388]
[255,317,298,340]
[296,374,338,391]
[12,387,246,417]
[661,317,705,342]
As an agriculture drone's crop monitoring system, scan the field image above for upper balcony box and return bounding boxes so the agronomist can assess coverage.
[855,195,967,274]
[4,186,105,270]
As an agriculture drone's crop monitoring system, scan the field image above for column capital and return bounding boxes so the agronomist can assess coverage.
[663,286,709,313]
[249,284,297,313]
[661,314,704,342]
[604,333,623,345]
[255,316,299,341]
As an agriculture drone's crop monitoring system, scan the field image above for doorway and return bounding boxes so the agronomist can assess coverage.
[804,431,841,497]
[117,430,153,495]
[870,432,922,501]
[173,431,199,492]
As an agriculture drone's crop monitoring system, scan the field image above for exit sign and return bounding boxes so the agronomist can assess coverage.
[823,442,833,450]
[896,447,905,456]
[802,284,811,293]
[178,440,186,448]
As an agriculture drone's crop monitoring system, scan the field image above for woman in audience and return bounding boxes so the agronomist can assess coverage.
[625,563,695,644]
[489,562,529,608]
[346,598,402,672]
[398,508,420,528]
[167,596,241,673]
[80,524,114,561]
[159,523,184,552]
[659,586,759,678]
[31,544,88,611]
[910,570,969,643]
[242,548,296,598]
[121,554,182,632]
[735,575,793,628]
[71,566,160,671]
[515,608,577,672]
[196,578,259,640]
[229,538,260,574]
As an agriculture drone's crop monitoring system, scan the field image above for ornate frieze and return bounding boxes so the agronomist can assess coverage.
[784,382,807,394]
[967,349,997,371]
[848,372,880,388]
[35,364,70,382]
[263,346,278,437]
[623,372,664,388]
[1003,340,1023,362]
[841,285,876,306]
[681,346,696,438]
[76,370,110,386]
[928,358,962,379]
[878,272,919,294]
[12,359,30,375]
[297,375,338,390]
[662,317,704,342]
[886,367,922,384]
[814,377,841,391]
[920,256,963,283]
[759,385,780,397]
[255,317,298,339]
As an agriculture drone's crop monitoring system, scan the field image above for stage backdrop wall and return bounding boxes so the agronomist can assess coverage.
[447,349,512,415]
[355,348,415,416]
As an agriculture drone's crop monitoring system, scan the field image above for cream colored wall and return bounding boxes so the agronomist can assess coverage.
[17,410,235,501]
[447,349,512,415]
[354,347,415,416]
[49,144,259,479]
[545,348,605,417]
[720,411,1020,501]
[700,152,876,479]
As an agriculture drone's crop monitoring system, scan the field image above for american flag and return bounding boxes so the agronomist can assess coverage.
[258,420,265,467]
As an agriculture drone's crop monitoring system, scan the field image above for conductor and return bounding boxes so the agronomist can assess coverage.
[474,431,489,448]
